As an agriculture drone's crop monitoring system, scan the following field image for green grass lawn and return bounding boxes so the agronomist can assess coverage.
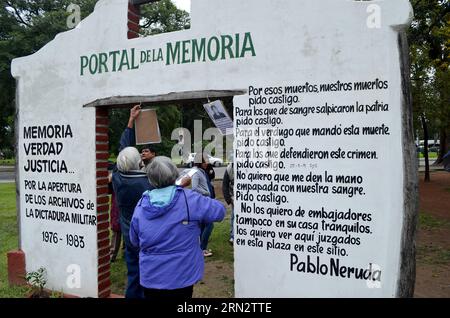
[0,159,15,166]
[110,251,127,295]
[417,212,450,266]
[0,182,234,297]
[0,183,28,297]
[206,212,234,264]
[419,212,450,230]
[418,152,438,159]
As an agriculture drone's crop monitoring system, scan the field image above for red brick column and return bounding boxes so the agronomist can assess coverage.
[7,250,26,286]
[96,108,111,298]
[128,1,141,39]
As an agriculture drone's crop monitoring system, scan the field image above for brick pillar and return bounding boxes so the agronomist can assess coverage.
[7,250,26,286]
[128,1,141,39]
[96,108,111,298]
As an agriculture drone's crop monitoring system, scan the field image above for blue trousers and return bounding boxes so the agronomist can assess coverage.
[121,220,144,299]
[200,223,214,250]
[230,205,235,240]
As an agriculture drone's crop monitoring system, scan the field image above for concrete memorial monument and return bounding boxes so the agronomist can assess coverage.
[9,0,416,298]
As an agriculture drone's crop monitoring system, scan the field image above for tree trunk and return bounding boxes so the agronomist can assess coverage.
[421,115,430,182]
[435,127,448,165]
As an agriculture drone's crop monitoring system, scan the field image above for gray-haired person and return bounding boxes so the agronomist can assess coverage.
[112,147,154,298]
[130,157,225,298]
[191,153,216,257]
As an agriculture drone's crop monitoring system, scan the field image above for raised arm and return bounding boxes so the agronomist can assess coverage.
[191,170,210,196]
[198,195,226,223]
[118,105,141,152]
[186,190,226,223]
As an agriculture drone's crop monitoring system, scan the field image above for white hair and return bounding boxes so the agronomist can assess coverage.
[116,147,141,172]
[146,156,179,188]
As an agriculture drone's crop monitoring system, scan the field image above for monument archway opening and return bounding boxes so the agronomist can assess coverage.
[85,89,244,297]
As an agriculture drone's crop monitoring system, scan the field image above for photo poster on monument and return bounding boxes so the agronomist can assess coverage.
[203,100,234,135]
[135,108,162,145]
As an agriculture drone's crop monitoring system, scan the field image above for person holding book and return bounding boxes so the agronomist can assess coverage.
[119,104,157,169]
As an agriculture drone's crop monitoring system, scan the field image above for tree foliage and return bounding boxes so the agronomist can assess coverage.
[0,0,97,155]
[107,0,191,156]
[0,0,192,157]
[409,0,450,169]
[139,0,190,36]
[0,0,448,163]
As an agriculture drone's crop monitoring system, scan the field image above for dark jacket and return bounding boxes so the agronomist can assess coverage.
[222,164,234,205]
[112,127,154,250]
[205,163,215,181]
[206,164,216,199]
[112,170,154,232]
[119,127,136,152]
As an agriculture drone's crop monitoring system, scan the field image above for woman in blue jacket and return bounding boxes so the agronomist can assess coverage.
[129,156,225,298]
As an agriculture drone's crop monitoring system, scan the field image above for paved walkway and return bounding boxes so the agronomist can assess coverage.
[0,166,15,183]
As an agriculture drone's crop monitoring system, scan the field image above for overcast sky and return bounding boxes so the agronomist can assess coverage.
[172,0,191,13]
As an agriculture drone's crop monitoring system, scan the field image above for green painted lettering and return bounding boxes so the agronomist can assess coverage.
[141,50,147,63]
[221,35,234,60]
[192,38,206,62]
[118,50,130,71]
[148,50,154,63]
[166,42,181,65]
[131,48,139,70]
[241,32,256,58]
[235,33,240,58]
[98,53,109,74]
[181,40,191,64]
[157,48,163,62]
[80,56,89,76]
[207,36,220,61]
[109,51,121,72]
[89,55,98,75]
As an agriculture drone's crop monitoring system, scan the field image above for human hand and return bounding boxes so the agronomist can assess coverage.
[179,176,192,188]
[128,104,141,128]
[130,104,141,120]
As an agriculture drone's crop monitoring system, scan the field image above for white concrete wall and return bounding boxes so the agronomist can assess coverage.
[12,0,413,297]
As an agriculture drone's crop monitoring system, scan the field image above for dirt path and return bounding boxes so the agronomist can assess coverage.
[201,172,450,298]
[414,171,450,298]
[194,260,234,298]
[418,171,450,220]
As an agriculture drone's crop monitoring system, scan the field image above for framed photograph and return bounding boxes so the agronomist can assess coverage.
[203,100,233,135]
[134,108,162,145]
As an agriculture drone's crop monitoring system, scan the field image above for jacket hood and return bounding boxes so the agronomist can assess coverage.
[139,186,183,220]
